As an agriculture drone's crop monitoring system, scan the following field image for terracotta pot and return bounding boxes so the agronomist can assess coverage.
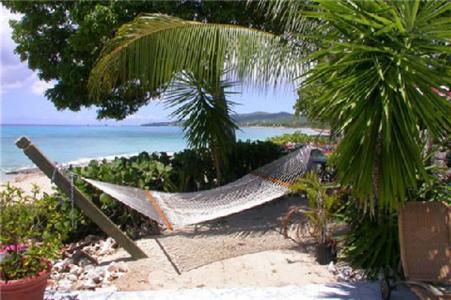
[0,263,51,300]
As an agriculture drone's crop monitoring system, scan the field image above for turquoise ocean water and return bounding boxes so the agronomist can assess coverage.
[1,125,315,174]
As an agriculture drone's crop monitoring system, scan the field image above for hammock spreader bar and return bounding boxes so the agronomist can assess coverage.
[145,191,174,231]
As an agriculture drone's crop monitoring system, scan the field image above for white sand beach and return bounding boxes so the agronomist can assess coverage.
[1,170,55,195]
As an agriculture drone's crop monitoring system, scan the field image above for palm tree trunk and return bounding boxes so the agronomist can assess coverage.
[211,85,235,185]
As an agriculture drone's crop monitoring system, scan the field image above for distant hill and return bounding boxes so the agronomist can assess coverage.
[142,111,319,128]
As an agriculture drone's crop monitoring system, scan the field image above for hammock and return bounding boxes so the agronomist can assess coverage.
[83,146,319,230]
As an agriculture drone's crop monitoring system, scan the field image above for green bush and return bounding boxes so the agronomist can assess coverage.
[223,140,284,183]
[170,148,217,192]
[336,199,400,279]
[268,132,329,146]
[0,185,67,280]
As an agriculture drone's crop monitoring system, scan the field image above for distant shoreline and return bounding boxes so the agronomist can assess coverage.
[3,151,176,176]
[2,123,329,130]
[1,125,323,178]
[142,124,330,130]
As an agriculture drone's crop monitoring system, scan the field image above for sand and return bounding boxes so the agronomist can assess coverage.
[114,248,335,291]
[1,170,55,195]
[93,196,339,291]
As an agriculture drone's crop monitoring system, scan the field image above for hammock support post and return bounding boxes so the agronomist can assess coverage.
[15,136,148,260]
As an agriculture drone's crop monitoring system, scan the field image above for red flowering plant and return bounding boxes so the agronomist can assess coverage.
[0,184,65,281]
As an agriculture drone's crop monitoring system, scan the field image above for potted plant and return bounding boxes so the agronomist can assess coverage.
[282,172,339,265]
[0,185,62,300]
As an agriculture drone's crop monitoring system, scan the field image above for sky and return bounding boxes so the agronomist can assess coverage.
[0,5,298,126]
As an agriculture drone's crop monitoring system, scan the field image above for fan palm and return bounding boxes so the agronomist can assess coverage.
[164,71,238,184]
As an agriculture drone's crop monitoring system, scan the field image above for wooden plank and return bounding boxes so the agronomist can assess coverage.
[15,136,148,260]
[145,191,173,231]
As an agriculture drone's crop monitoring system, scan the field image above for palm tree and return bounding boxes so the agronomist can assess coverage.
[88,14,297,182]
[164,71,238,184]
[89,2,450,214]
[295,0,451,214]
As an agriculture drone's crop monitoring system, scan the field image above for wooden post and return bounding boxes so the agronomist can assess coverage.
[16,136,148,259]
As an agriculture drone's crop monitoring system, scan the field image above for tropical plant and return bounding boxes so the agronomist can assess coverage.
[164,71,238,183]
[87,13,298,182]
[0,185,64,281]
[336,199,400,279]
[282,172,339,245]
[294,0,451,214]
[409,145,451,203]
[87,14,292,101]
[268,132,328,146]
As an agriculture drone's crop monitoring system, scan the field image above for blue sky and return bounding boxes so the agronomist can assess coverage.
[0,6,298,126]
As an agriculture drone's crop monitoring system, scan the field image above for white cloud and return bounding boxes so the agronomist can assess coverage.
[31,77,55,96]
[0,5,54,95]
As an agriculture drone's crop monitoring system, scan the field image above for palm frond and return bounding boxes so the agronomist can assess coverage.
[257,0,314,33]
[89,13,298,100]
[301,0,451,213]
[164,71,238,153]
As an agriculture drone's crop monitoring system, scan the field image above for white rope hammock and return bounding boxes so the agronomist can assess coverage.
[83,146,318,230]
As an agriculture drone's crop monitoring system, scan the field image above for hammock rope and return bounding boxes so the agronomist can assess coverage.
[83,146,319,230]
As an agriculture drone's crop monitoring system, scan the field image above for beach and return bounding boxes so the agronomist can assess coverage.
[1,170,55,195]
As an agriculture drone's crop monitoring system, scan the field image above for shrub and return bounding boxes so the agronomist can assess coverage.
[75,152,175,191]
[337,146,450,279]
[223,140,284,183]
[283,172,340,245]
[170,148,217,192]
[336,199,400,279]
[0,185,66,280]
[268,132,329,146]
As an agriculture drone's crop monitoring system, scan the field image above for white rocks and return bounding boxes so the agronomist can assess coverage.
[69,264,83,276]
[65,274,78,282]
[53,258,72,272]
[116,261,128,273]
[107,263,119,273]
[57,279,74,291]
[49,235,129,292]
[105,270,119,281]
[77,280,97,290]
[327,262,366,283]
[97,237,117,256]
[327,262,338,275]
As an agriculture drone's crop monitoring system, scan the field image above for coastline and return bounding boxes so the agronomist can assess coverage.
[1,151,173,195]
[143,124,331,132]
[1,126,326,195]
[1,170,54,195]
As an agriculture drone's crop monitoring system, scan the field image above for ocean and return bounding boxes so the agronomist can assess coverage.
[1,125,317,175]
